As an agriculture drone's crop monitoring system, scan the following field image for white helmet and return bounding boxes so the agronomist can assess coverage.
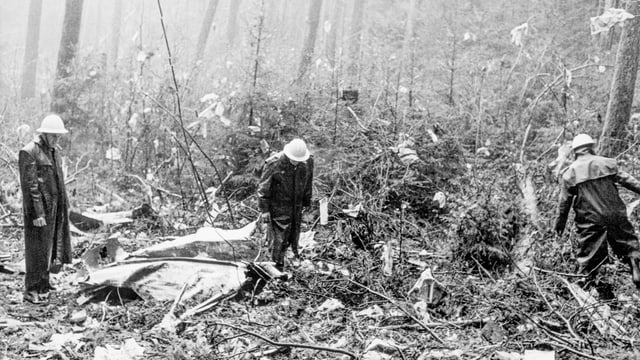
[283,138,310,162]
[37,114,68,134]
[571,134,595,150]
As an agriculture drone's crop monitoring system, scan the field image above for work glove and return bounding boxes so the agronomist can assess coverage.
[33,217,46,227]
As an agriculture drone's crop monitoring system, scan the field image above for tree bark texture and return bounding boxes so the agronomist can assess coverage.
[51,0,84,114]
[227,0,242,48]
[325,0,343,68]
[195,0,219,63]
[21,0,43,100]
[297,0,324,81]
[109,0,122,69]
[347,0,365,82]
[599,0,640,157]
[55,0,84,80]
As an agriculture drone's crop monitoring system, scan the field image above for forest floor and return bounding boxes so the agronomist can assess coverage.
[2,170,640,360]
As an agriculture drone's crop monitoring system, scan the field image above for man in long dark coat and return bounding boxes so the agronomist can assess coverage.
[19,114,72,304]
[555,134,640,288]
[257,138,313,271]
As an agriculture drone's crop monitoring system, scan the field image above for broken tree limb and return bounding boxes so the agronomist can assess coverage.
[125,173,181,200]
[141,92,236,226]
[348,279,445,344]
[211,322,358,359]
[531,270,584,344]
[95,183,127,205]
[376,316,494,330]
[558,277,627,339]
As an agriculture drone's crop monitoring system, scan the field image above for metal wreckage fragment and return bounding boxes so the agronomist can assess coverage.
[78,220,282,305]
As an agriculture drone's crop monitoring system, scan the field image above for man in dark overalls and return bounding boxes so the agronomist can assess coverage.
[257,139,313,271]
[555,134,640,288]
[18,114,72,304]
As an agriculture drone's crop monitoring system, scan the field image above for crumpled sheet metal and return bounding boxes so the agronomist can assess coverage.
[81,257,247,302]
[130,221,258,260]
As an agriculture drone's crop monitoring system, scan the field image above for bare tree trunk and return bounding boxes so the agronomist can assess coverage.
[195,0,219,63]
[296,0,324,81]
[51,0,84,114]
[402,0,416,107]
[347,0,365,83]
[325,0,343,68]
[226,0,242,48]
[109,0,122,69]
[20,0,43,100]
[599,0,640,157]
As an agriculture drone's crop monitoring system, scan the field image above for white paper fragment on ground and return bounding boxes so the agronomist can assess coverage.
[427,129,439,144]
[433,192,446,208]
[70,310,87,324]
[494,351,523,360]
[30,332,84,352]
[523,350,555,360]
[355,305,384,319]
[214,102,225,117]
[397,147,419,165]
[382,241,393,276]
[317,298,345,312]
[364,339,403,359]
[94,338,145,360]
[362,351,392,360]
[418,349,464,360]
[476,147,491,157]
[199,103,216,119]
[408,268,447,306]
[342,203,362,218]
[298,231,316,251]
[200,93,218,103]
[627,199,640,217]
[319,197,329,225]
[590,8,634,35]
[105,147,121,161]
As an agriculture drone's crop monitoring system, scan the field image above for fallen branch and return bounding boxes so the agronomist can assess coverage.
[376,316,493,330]
[531,270,583,344]
[348,279,445,344]
[540,341,607,360]
[95,183,127,205]
[559,277,627,339]
[211,322,358,359]
[0,318,44,328]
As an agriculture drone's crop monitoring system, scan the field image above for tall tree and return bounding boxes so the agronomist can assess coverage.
[325,0,343,68]
[20,0,43,100]
[402,0,417,106]
[226,0,242,48]
[296,0,324,81]
[599,0,640,156]
[109,0,123,68]
[195,0,219,63]
[347,0,365,82]
[51,0,84,114]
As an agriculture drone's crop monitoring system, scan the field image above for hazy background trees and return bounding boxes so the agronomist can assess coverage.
[0,0,637,168]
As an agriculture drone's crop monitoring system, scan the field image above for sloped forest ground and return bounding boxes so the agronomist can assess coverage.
[2,125,640,360]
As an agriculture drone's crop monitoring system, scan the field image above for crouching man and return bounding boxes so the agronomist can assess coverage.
[555,134,640,288]
[257,139,313,271]
[18,114,72,304]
